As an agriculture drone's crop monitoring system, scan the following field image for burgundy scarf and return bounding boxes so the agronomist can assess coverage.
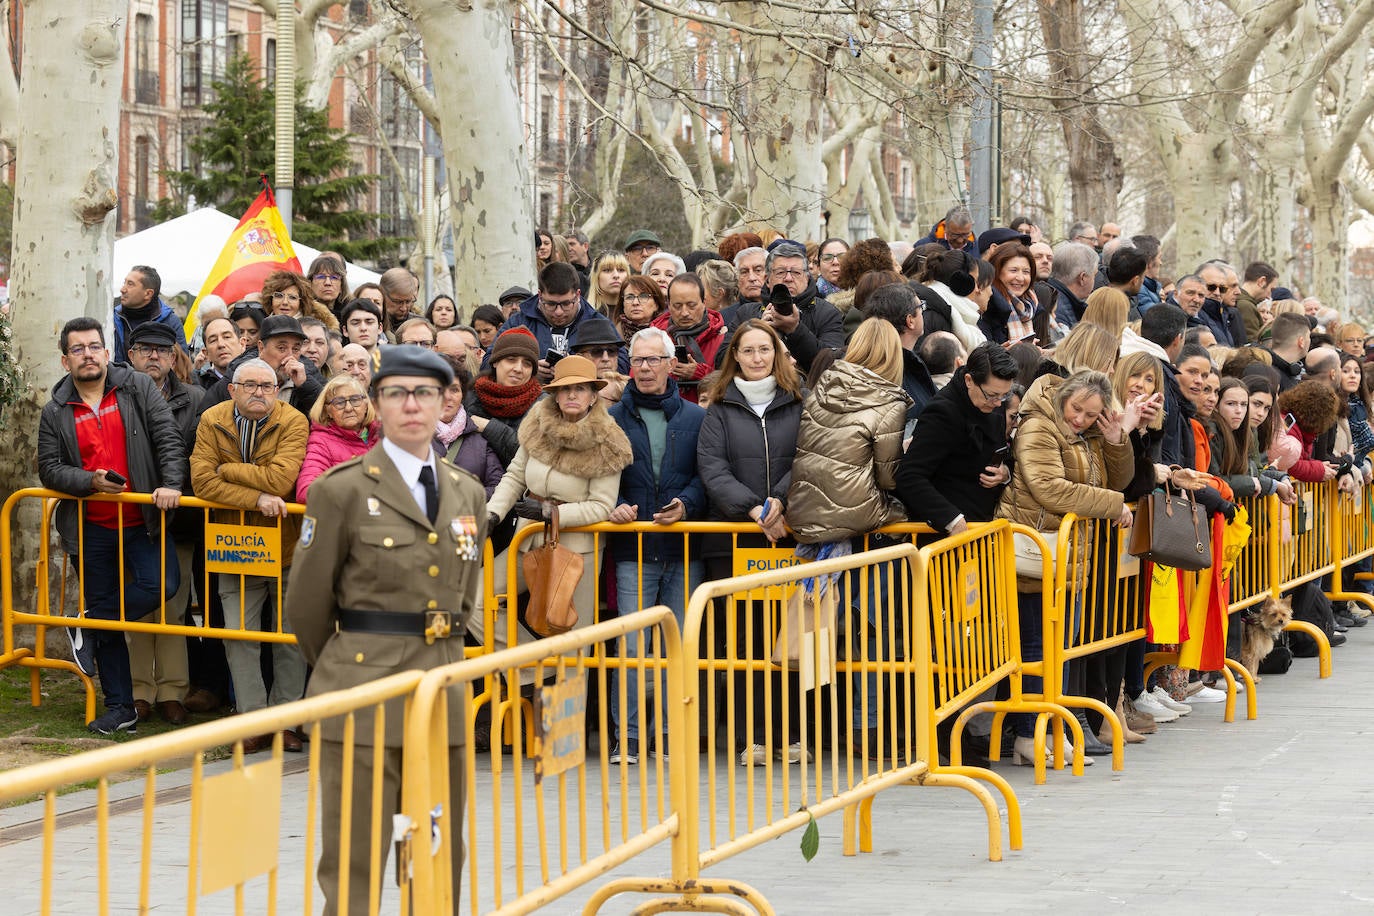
[473,375,543,419]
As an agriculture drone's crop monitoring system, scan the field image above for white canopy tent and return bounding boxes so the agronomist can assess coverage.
[112,207,380,300]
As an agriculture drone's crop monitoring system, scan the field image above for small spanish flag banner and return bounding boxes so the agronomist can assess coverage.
[182,182,301,338]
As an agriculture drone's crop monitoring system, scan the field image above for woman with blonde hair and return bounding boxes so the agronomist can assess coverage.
[297,375,379,500]
[1055,321,1119,374]
[788,318,909,541]
[589,250,632,314]
[1081,287,1129,339]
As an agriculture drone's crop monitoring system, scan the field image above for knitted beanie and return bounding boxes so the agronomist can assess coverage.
[489,326,541,365]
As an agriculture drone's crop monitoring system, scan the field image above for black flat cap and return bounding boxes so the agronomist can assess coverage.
[372,345,454,387]
[127,322,178,349]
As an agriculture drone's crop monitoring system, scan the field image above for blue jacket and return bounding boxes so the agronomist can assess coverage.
[912,219,976,254]
[112,299,190,364]
[1198,297,1246,347]
[486,293,599,367]
[607,379,706,563]
[1136,276,1161,313]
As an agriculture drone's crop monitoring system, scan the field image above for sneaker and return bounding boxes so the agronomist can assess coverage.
[1331,631,1348,646]
[1150,686,1193,716]
[66,624,96,677]
[1184,684,1227,703]
[738,743,768,766]
[88,706,138,735]
[1131,692,1179,723]
[609,740,638,765]
[1346,602,1372,619]
[778,742,811,764]
[1343,613,1367,628]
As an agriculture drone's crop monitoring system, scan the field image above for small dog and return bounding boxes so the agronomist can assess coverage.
[1240,596,1293,682]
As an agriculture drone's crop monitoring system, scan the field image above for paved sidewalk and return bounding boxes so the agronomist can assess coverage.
[5,633,1374,913]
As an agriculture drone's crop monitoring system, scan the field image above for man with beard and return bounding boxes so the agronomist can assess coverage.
[725,242,844,374]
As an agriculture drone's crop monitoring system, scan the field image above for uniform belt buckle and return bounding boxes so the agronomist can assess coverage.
[424,610,453,645]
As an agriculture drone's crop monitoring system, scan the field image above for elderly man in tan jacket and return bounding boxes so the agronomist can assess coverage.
[190,357,309,753]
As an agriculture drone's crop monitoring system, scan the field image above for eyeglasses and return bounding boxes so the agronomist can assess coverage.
[271,291,300,301]
[541,296,580,310]
[388,296,418,308]
[327,395,368,410]
[737,346,774,359]
[233,380,279,393]
[623,293,655,303]
[1074,234,1098,244]
[978,384,1012,404]
[376,385,442,406]
[66,343,105,357]
[819,252,845,263]
[129,344,174,357]
[629,355,668,368]
[402,339,435,349]
[1205,283,1231,293]
[628,244,660,255]
[312,274,342,283]
[577,346,619,358]
[770,268,808,279]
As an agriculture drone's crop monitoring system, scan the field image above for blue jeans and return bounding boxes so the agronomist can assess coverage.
[76,522,179,711]
[611,559,700,744]
[1011,589,1044,738]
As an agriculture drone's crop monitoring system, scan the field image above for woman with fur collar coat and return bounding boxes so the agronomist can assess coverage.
[488,356,633,633]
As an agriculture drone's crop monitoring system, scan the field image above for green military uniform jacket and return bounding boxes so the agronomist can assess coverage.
[286,444,487,747]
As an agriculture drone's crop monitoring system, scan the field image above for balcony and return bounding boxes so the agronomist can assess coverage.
[135,70,159,106]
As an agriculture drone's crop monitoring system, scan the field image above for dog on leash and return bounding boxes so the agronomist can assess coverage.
[1240,596,1293,682]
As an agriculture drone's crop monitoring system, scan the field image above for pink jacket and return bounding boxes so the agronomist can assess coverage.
[298,420,381,501]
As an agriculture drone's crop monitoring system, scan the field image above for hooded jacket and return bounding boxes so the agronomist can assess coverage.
[995,374,1134,535]
[298,420,382,501]
[38,364,186,555]
[787,361,911,543]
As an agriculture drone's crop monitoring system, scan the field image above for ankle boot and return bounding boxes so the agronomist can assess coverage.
[1074,711,1112,756]
[1104,698,1146,744]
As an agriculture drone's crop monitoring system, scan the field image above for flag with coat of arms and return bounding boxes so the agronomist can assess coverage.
[182,182,301,338]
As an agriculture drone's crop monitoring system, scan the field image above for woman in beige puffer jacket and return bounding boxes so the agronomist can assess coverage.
[994,369,1136,765]
[788,319,912,543]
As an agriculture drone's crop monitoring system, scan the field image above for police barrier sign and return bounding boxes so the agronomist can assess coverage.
[732,547,803,601]
[204,523,282,578]
[533,672,587,783]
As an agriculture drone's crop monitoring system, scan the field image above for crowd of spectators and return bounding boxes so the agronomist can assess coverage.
[41,219,1374,768]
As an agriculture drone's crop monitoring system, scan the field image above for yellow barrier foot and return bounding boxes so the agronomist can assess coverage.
[1222,660,1258,720]
[1283,620,1332,679]
[586,877,774,916]
[919,771,1004,862]
[934,764,1023,851]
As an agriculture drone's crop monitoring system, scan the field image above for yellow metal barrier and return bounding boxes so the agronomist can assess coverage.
[0,669,426,915]
[678,533,1029,875]
[399,605,773,915]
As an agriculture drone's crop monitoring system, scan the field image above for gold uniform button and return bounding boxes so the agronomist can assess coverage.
[427,532,438,544]
[355,653,365,663]
[427,600,438,609]
[383,537,394,548]
[428,565,440,577]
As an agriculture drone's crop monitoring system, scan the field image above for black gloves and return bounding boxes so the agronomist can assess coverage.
[514,497,548,520]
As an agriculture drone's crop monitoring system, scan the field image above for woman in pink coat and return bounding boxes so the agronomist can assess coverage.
[297,375,381,501]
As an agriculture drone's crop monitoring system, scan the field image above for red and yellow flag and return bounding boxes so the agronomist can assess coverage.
[182,185,301,337]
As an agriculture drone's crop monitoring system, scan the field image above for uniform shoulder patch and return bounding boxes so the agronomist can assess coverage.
[299,515,317,548]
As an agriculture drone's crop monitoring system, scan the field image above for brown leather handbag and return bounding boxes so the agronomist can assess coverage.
[522,505,583,637]
[1128,484,1211,571]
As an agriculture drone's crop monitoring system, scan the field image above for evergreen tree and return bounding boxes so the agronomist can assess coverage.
[156,54,392,261]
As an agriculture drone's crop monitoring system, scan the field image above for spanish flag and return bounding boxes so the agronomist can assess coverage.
[182,184,302,337]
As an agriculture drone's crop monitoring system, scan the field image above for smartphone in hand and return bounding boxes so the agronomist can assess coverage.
[104,470,127,486]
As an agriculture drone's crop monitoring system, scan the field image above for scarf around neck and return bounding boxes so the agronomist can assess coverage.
[473,374,542,419]
[435,407,469,447]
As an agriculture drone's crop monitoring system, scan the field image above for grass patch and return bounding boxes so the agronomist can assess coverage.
[0,665,236,806]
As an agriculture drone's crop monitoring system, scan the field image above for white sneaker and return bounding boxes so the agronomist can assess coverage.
[777,742,811,764]
[1185,684,1227,703]
[1150,686,1193,716]
[738,744,767,766]
[1131,692,1179,723]
[1347,602,1372,619]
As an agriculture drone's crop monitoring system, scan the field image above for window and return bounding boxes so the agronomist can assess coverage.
[135,14,157,105]
[181,0,228,107]
[379,148,419,238]
[266,38,276,84]
[134,137,154,230]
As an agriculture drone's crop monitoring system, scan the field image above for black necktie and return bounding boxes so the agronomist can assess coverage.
[418,465,438,525]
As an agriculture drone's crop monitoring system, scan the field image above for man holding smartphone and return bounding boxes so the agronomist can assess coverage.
[38,318,185,734]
